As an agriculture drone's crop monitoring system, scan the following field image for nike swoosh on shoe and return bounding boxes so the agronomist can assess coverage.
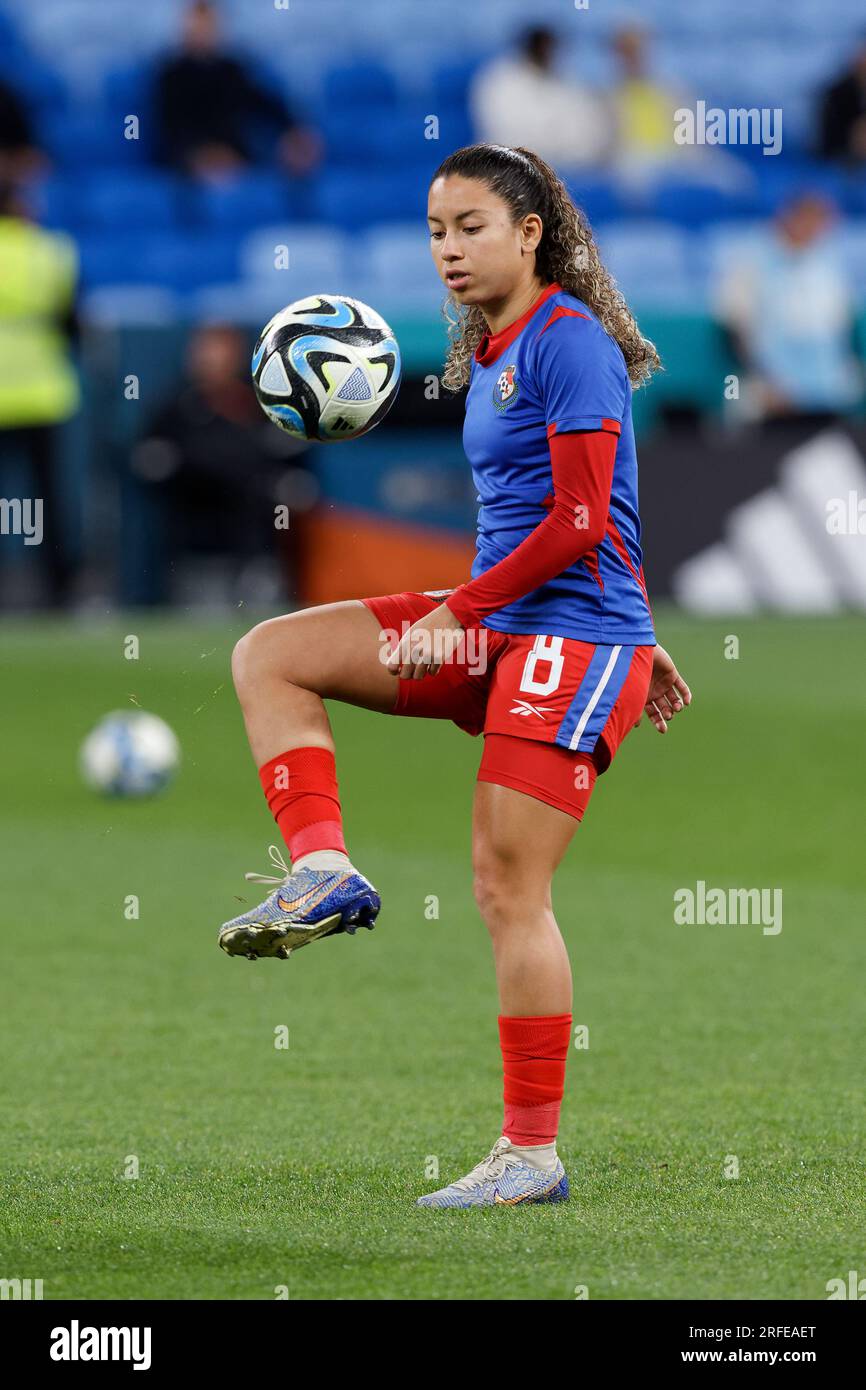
[276,874,351,916]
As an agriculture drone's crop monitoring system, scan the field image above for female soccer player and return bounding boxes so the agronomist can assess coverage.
[218,144,691,1208]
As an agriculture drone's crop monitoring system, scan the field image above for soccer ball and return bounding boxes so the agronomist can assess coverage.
[80,711,180,798]
[251,293,401,442]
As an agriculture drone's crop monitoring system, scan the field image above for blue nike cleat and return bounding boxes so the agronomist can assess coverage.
[415,1136,569,1208]
[218,845,380,960]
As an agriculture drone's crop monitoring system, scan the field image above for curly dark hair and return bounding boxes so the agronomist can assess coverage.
[429,143,661,392]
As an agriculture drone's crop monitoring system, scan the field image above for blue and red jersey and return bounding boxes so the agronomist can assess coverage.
[445,280,655,646]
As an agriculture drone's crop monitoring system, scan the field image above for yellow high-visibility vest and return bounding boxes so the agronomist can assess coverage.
[617,80,674,155]
[0,215,80,427]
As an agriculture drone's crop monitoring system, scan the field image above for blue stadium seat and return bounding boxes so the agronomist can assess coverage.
[16,0,176,64]
[78,232,148,288]
[428,57,482,152]
[835,224,866,297]
[239,224,349,295]
[594,222,698,307]
[842,177,866,218]
[753,160,853,215]
[38,107,145,169]
[700,221,770,286]
[102,61,158,161]
[136,231,239,290]
[78,230,239,290]
[314,169,426,229]
[565,176,629,226]
[78,171,182,231]
[319,108,433,167]
[25,174,84,233]
[188,173,291,229]
[431,56,484,112]
[424,109,475,155]
[82,284,182,326]
[651,178,760,225]
[188,281,292,326]
[0,11,24,60]
[0,54,67,116]
[354,224,440,308]
[103,62,156,124]
[322,60,399,111]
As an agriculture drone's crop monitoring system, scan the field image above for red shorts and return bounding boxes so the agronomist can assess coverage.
[362,588,653,822]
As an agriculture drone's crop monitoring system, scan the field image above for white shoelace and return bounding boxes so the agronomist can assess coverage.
[244,844,292,886]
[449,1137,515,1192]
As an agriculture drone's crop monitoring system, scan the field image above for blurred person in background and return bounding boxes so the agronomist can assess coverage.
[609,26,678,168]
[129,323,314,605]
[608,25,751,196]
[819,37,866,167]
[154,0,322,180]
[470,26,609,170]
[0,182,80,608]
[0,77,46,181]
[714,192,863,425]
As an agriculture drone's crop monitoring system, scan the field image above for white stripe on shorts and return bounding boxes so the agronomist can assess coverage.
[568,644,623,751]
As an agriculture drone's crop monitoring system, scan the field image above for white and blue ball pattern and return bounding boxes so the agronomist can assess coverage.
[251,293,401,442]
[80,711,180,798]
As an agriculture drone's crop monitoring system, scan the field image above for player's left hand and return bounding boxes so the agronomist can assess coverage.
[638,643,692,733]
[384,602,465,680]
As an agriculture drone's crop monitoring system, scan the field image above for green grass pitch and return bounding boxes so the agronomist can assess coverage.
[1,611,863,1300]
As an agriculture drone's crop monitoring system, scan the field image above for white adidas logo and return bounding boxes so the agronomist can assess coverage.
[672,430,866,613]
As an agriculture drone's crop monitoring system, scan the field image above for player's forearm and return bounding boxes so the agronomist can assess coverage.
[445,428,616,626]
[445,508,603,625]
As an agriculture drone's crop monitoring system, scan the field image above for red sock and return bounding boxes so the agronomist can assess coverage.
[498,1013,572,1146]
[258,747,348,864]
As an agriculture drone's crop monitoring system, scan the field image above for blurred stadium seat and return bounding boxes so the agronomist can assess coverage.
[82,284,183,327]
[102,62,156,128]
[239,223,348,285]
[321,59,399,111]
[188,281,292,324]
[78,171,183,231]
[77,229,239,290]
[650,181,762,226]
[187,173,291,229]
[835,225,866,298]
[353,224,442,312]
[38,108,141,169]
[565,175,629,226]
[314,168,427,228]
[594,222,697,308]
[319,109,430,168]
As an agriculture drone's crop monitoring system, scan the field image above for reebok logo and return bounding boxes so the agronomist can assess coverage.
[509,698,554,719]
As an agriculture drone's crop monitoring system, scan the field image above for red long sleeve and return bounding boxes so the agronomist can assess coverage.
[444,427,618,627]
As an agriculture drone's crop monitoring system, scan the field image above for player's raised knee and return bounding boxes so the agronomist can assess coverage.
[231,619,279,694]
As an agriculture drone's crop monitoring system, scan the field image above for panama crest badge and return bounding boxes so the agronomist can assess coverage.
[493,363,518,411]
